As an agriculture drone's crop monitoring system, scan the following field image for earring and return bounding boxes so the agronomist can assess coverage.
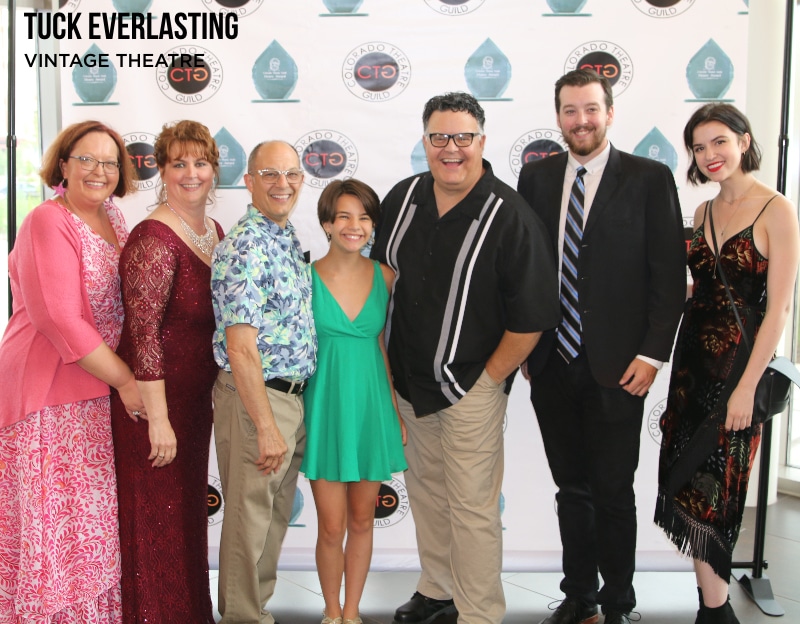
[325,231,331,242]
[53,180,67,196]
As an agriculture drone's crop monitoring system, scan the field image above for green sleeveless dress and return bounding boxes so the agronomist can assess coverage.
[301,261,407,482]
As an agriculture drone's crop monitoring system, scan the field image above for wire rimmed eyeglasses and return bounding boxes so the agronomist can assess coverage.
[427,133,482,148]
[69,155,121,174]
[252,168,305,183]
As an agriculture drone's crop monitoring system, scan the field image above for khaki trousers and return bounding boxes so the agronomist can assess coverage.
[399,369,508,624]
[213,370,306,624]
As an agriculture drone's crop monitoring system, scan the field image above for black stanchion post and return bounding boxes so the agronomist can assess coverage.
[732,0,794,615]
[6,0,17,319]
[734,418,785,616]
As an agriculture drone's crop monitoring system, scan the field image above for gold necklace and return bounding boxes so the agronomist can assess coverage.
[716,179,757,239]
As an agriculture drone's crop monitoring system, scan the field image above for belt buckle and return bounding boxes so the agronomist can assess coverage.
[286,379,306,394]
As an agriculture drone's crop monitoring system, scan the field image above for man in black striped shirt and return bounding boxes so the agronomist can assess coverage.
[372,92,560,624]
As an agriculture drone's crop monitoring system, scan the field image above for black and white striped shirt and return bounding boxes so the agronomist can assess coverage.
[372,160,560,416]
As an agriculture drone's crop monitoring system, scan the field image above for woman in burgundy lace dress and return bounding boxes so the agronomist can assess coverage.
[110,120,223,623]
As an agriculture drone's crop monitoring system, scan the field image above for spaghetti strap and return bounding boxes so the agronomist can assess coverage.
[752,194,779,226]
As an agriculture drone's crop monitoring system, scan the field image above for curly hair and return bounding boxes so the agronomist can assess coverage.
[422,92,485,133]
[153,120,220,203]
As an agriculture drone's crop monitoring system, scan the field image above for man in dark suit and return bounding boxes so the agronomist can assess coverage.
[517,69,686,624]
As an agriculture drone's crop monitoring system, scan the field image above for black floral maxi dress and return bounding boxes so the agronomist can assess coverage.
[655,200,773,581]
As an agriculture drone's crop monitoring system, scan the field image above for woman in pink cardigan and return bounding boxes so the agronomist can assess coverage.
[0,120,144,623]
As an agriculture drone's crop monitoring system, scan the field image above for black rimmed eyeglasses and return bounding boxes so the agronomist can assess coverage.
[69,155,121,174]
[427,133,482,148]
[252,168,305,183]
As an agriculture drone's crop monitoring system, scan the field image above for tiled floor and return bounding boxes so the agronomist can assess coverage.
[210,493,800,623]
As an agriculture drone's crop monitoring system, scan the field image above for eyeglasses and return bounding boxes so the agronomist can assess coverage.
[427,133,482,148]
[252,168,304,183]
[69,155,121,174]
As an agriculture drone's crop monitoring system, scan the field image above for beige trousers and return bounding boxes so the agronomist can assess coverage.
[213,370,306,624]
[399,369,508,624]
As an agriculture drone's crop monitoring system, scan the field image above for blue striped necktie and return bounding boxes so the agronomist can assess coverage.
[557,166,586,363]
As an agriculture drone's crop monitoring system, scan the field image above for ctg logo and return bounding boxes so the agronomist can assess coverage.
[201,0,264,16]
[647,397,668,445]
[208,475,225,526]
[123,132,159,192]
[342,42,411,102]
[157,45,223,105]
[374,477,410,528]
[631,0,695,18]
[564,40,634,97]
[424,0,485,15]
[294,130,359,189]
[509,129,567,177]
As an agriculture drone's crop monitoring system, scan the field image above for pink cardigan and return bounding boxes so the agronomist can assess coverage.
[0,200,114,429]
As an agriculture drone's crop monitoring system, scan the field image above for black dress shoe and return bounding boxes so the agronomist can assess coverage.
[602,612,633,624]
[540,596,599,624]
[393,592,457,624]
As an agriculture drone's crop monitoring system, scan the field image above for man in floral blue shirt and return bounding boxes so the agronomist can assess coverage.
[211,140,316,624]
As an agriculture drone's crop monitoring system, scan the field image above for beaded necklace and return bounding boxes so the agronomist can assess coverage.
[166,202,213,256]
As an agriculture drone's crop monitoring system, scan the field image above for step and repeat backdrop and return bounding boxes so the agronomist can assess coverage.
[42,0,750,571]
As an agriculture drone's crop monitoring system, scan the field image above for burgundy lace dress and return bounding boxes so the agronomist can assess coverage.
[110,219,223,624]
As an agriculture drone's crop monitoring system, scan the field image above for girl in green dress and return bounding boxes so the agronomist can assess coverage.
[301,179,407,624]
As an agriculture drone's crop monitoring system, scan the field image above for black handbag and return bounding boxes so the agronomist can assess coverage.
[708,200,800,423]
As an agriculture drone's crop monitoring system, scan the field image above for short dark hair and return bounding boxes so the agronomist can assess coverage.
[317,178,380,226]
[683,103,762,185]
[153,120,220,203]
[554,69,614,112]
[422,92,485,133]
[40,120,137,198]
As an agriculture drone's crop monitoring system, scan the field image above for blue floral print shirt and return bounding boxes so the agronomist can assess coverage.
[212,204,316,381]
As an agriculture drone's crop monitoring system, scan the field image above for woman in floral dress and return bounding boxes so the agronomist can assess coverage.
[0,121,143,623]
[655,104,799,624]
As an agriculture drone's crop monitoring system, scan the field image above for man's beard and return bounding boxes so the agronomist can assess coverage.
[563,125,606,157]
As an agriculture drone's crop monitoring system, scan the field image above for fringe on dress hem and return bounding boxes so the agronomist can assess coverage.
[654,487,734,582]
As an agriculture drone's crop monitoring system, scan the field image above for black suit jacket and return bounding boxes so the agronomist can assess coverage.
[517,145,686,388]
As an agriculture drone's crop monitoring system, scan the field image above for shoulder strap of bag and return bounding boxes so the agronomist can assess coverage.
[708,200,753,353]
[710,198,800,388]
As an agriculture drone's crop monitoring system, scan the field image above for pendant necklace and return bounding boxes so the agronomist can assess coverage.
[716,179,757,240]
[167,201,214,256]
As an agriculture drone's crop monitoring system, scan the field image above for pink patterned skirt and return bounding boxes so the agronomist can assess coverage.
[0,397,122,624]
